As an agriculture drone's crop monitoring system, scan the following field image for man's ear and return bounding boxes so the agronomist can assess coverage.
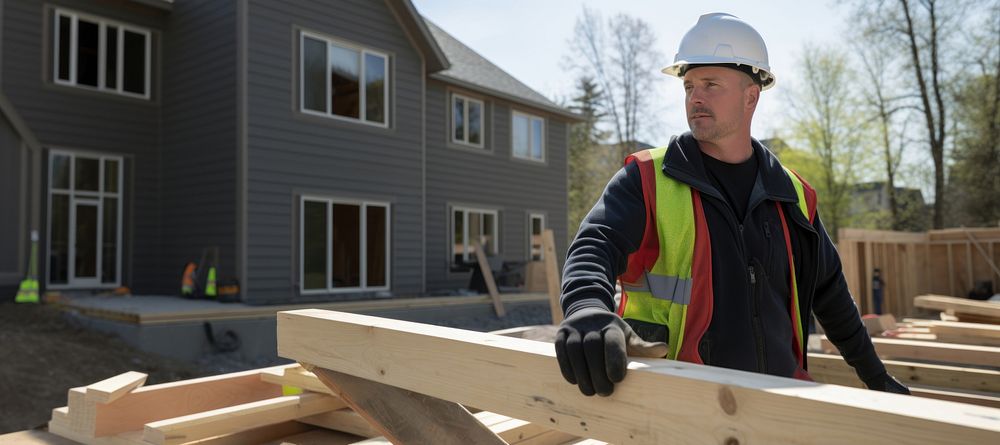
[745,84,760,111]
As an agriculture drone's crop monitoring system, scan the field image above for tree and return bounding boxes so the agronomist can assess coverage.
[785,45,868,239]
[853,30,911,230]
[948,2,1000,226]
[850,0,968,229]
[566,6,662,161]
[567,77,612,233]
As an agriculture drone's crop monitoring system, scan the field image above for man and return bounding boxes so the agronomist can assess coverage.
[555,13,909,397]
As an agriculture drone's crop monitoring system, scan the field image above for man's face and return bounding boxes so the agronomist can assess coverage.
[683,66,759,143]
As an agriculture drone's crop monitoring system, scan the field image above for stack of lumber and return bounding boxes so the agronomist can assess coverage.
[914,295,1000,324]
[813,302,1000,408]
[44,364,591,445]
[278,310,1000,444]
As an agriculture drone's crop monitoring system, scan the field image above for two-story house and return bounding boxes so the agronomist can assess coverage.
[0,0,579,304]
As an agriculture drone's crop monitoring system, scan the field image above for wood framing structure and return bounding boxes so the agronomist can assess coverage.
[837,227,1000,316]
[277,309,1000,444]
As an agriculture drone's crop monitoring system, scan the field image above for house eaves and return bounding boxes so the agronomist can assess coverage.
[385,0,450,73]
[422,18,583,122]
[128,0,173,12]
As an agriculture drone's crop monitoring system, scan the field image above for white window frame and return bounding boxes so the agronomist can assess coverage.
[451,93,485,148]
[528,213,545,261]
[299,196,391,295]
[299,30,390,128]
[451,206,499,266]
[511,110,545,162]
[52,8,151,100]
[46,150,124,289]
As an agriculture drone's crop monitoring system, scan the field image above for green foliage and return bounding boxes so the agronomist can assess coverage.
[568,77,615,235]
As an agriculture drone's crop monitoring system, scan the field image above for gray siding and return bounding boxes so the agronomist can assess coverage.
[159,0,238,293]
[2,0,166,292]
[244,0,426,303]
[0,115,24,285]
[424,80,568,292]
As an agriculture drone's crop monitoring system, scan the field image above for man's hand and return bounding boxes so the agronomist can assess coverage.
[554,307,668,396]
[863,372,911,395]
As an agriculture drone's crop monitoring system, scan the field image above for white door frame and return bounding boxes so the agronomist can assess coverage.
[47,150,123,289]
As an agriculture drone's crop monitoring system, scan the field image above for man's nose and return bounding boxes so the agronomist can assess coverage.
[687,88,705,105]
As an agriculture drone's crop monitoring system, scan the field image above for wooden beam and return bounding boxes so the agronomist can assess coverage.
[90,365,289,436]
[820,336,1000,368]
[948,243,956,298]
[142,393,343,445]
[908,386,1000,409]
[308,366,507,445]
[474,243,505,317]
[84,372,147,405]
[542,229,562,324]
[964,230,1000,283]
[914,295,1000,320]
[277,309,1000,444]
[807,353,1000,392]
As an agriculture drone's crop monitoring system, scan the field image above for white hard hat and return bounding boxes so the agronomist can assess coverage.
[662,13,775,90]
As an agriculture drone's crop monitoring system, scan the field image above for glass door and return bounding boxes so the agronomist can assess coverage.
[48,151,122,288]
[72,200,100,285]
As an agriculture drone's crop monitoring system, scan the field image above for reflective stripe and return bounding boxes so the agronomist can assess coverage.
[621,272,693,305]
[647,273,692,305]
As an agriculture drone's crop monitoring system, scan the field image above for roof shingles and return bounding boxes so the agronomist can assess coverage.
[423,18,577,119]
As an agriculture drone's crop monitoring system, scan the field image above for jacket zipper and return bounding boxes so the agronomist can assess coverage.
[665,164,773,373]
[749,262,767,373]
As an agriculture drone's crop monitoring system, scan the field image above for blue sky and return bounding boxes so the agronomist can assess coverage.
[412,0,850,142]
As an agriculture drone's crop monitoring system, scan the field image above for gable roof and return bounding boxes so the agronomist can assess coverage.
[385,0,450,72]
[422,18,581,121]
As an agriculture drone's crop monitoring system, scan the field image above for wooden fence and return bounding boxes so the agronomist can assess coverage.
[837,228,1000,316]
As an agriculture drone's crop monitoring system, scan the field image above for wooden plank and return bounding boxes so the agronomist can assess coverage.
[948,243,956,298]
[85,371,147,404]
[297,408,381,438]
[542,229,562,324]
[143,393,343,445]
[864,241,874,314]
[474,243,505,318]
[277,309,1000,444]
[807,353,1000,392]
[820,336,1000,368]
[90,365,290,437]
[308,366,507,445]
[909,386,1000,409]
[914,295,1000,320]
[965,230,1000,282]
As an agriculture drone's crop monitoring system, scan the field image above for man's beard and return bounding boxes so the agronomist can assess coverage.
[689,115,739,143]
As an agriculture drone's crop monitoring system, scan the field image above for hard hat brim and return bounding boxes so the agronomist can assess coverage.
[662,58,775,90]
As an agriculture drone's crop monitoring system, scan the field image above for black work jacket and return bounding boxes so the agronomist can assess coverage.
[561,133,885,381]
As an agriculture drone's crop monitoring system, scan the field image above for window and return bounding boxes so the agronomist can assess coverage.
[452,207,498,267]
[529,213,544,261]
[512,111,544,161]
[301,31,389,126]
[452,93,484,147]
[47,152,123,288]
[53,9,150,99]
[300,197,390,293]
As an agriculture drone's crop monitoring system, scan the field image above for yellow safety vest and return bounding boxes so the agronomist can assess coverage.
[617,146,817,377]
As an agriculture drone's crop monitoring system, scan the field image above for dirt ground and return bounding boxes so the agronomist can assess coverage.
[0,300,553,435]
[0,302,212,434]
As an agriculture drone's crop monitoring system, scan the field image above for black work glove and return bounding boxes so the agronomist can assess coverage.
[554,307,668,397]
[863,372,911,395]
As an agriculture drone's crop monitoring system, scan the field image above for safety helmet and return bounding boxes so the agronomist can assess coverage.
[662,13,775,90]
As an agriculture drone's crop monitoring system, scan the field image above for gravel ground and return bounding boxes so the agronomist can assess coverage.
[0,300,556,434]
